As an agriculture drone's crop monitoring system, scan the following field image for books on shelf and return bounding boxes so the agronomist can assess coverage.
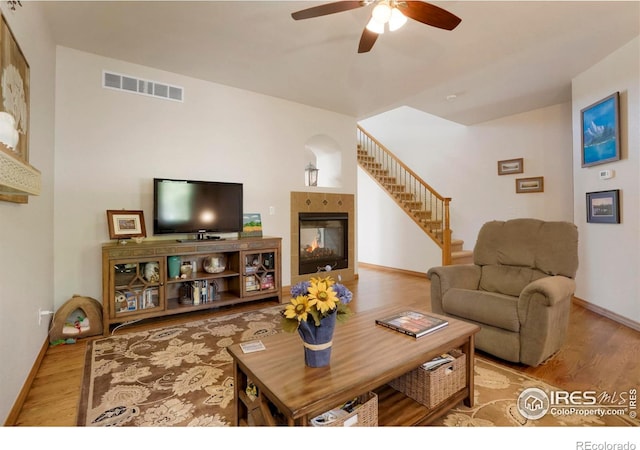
[375,310,448,338]
[178,279,220,305]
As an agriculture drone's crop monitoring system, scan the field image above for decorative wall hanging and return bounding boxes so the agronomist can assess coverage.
[581,92,620,168]
[497,158,523,175]
[0,13,38,204]
[586,189,620,224]
[515,176,544,193]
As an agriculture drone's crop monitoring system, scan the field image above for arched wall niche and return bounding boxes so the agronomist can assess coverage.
[303,134,343,188]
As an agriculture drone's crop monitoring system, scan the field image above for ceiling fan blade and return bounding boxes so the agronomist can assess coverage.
[291,1,366,20]
[398,1,462,30]
[358,28,379,53]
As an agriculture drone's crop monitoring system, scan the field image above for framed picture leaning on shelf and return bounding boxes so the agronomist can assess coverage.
[106,210,147,240]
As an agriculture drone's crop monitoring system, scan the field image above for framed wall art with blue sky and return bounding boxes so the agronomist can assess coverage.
[581,92,621,168]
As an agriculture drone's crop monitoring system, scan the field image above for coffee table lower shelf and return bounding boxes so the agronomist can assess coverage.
[374,384,468,426]
[240,384,468,426]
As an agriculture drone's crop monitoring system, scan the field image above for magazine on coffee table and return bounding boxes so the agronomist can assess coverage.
[375,310,448,338]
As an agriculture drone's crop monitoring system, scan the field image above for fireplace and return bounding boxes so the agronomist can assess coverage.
[290,191,355,285]
[298,213,348,275]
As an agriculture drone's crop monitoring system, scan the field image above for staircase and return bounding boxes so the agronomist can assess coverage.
[357,125,473,266]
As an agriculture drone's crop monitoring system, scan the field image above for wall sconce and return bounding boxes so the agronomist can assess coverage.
[305,162,319,187]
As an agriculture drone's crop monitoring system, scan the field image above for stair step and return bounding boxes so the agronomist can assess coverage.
[411,209,431,217]
[451,239,464,253]
[360,160,382,169]
[419,220,442,230]
[387,184,406,192]
[402,201,423,209]
[377,176,396,184]
[452,250,474,265]
[395,192,414,200]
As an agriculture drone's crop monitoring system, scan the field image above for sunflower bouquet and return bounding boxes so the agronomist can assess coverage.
[281,275,353,333]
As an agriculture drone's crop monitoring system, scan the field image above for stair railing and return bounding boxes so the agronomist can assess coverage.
[357,125,452,265]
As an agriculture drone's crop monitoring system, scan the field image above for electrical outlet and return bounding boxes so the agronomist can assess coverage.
[38,308,54,326]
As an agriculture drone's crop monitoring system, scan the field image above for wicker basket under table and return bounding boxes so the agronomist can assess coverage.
[317,391,378,427]
[388,349,465,409]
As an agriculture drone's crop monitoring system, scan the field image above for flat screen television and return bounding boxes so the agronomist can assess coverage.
[153,178,243,237]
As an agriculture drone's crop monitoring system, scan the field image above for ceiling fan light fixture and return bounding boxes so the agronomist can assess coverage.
[371,2,392,24]
[366,17,385,34]
[388,8,407,31]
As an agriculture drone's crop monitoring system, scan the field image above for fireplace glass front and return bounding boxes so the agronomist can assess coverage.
[298,212,348,275]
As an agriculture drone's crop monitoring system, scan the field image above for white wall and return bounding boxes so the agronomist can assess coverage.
[358,103,573,273]
[0,4,56,423]
[53,47,357,310]
[572,37,639,323]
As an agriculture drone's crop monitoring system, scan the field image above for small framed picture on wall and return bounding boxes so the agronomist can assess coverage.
[586,190,620,224]
[497,158,523,175]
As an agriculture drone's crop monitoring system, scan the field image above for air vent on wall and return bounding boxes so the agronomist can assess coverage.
[102,71,184,102]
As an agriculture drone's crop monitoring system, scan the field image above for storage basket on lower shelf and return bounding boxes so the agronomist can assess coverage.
[388,349,465,409]
[311,391,378,427]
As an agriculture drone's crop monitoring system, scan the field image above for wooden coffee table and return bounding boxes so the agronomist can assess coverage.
[228,304,480,426]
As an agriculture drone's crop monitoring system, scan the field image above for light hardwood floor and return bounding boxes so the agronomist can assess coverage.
[10,264,640,426]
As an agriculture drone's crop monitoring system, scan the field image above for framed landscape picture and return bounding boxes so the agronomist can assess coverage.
[240,213,262,238]
[581,92,620,168]
[586,190,620,224]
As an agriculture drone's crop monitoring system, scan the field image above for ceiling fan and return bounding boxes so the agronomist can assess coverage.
[291,1,462,53]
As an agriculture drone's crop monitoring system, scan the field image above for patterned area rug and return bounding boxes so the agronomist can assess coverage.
[78,306,638,427]
[77,306,283,426]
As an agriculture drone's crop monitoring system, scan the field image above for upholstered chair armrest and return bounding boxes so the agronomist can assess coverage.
[517,275,576,366]
[427,265,481,314]
[518,276,576,310]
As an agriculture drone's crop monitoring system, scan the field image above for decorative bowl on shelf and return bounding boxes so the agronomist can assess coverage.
[203,255,226,273]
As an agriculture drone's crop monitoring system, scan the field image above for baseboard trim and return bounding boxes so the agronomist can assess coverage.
[4,336,50,426]
[358,261,427,278]
[573,296,640,332]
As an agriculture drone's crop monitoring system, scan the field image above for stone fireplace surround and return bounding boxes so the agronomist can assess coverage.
[290,192,355,285]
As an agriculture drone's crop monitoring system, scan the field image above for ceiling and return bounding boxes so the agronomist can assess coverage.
[38,1,639,124]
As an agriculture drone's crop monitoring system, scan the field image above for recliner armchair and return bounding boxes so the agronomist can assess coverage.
[427,218,578,367]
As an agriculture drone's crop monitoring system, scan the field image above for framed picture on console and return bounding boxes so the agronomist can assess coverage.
[106,210,147,240]
[586,190,620,224]
[581,92,620,168]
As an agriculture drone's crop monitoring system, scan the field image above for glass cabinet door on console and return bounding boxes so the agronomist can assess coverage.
[110,258,165,319]
[242,250,278,297]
